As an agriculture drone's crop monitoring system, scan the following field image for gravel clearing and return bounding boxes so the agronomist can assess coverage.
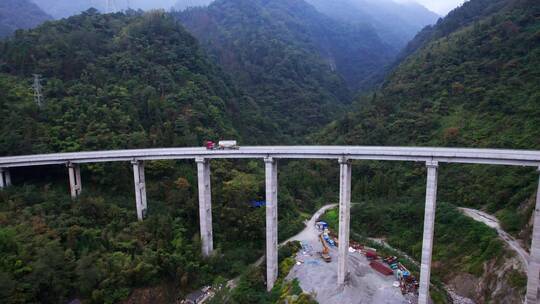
[284,206,414,304]
[286,242,413,304]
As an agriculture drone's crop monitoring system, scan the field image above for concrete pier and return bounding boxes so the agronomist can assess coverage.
[4,169,11,187]
[265,157,278,291]
[131,160,147,221]
[196,157,214,257]
[68,163,82,199]
[0,168,6,188]
[418,161,439,304]
[526,168,540,304]
[337,157,352,287]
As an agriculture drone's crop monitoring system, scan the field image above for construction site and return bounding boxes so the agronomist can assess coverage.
[286,216,419,304]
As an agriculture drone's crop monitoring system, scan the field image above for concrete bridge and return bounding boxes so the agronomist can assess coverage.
[0,146,540,304]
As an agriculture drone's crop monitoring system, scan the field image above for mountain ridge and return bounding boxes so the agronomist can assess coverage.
[0,0,52,38]
[305,0,439,50]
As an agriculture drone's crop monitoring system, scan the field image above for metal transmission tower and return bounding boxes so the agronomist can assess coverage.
[32,74,44,108]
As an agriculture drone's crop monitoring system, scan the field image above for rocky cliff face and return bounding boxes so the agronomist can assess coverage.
[448,253,525,303]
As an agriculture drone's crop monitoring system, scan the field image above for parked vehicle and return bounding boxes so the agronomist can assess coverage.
[204,140,239,150]
[319,234,332,263]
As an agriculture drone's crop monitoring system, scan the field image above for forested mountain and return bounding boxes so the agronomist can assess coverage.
[399,0,517,61]
[305,0,439,50]
[176,0,395,139]
[0,0,51,38]
[0,9,272,155]
[318,0,539,301]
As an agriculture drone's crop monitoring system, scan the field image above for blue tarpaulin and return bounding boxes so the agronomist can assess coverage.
[250,201,266,207]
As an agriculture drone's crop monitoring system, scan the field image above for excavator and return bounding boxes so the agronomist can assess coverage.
[319,234,332,263]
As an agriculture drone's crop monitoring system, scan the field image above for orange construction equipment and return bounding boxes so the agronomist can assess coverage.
[319,234,332,262]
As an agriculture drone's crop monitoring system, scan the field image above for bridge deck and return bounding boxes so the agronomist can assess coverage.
[0,146,539,167]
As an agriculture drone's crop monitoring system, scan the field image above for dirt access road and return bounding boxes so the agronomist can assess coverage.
[459,207,529,271]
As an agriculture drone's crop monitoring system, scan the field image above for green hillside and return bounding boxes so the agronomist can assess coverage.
[0,9,274,156]
[176,0,396,140]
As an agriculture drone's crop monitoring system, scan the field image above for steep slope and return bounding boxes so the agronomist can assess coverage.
[176,0,395,140]
[318,0,539,301]
[0,9,269,155]
[0,0,52,38]
[305,0,439,50]
[400,0,513,61]
[322,0,539,151]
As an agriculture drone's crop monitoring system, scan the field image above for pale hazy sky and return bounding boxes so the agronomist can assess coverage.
[397,0,467,15]
[421,0,467,15]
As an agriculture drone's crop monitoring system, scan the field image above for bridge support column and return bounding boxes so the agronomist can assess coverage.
[132,160,147,221]
[0,168,8,189]
[5,169,11,187]
[418,161,439,304]
[196,157,213,257]
[337,157,352,287]
[265,157,278,291]
[526,167,540,304]
[68,163,82,199]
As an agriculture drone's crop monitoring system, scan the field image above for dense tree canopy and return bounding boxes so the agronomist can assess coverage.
[176,0,397,140]
[0,9,276,156]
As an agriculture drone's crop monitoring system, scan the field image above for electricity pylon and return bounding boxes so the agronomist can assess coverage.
[32,74,44,108]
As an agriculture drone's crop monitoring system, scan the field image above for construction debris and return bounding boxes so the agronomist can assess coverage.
[370,260,394,276]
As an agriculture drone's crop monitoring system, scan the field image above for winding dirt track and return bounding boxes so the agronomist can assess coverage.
[458,207,529,272]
